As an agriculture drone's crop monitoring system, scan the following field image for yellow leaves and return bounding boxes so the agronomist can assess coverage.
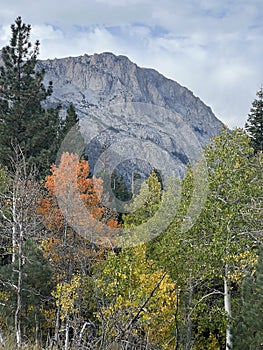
[96,244,177,348]
[234,161,241,169]
[0,291,9,302]
[195,333,221,350]
[41,308,56,329]
[226,250,258,283]
[51,274,80,321]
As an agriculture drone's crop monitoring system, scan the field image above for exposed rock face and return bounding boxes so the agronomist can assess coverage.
[37,52,223,182]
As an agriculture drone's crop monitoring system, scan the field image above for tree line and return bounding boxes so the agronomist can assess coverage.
[0,17,262,350]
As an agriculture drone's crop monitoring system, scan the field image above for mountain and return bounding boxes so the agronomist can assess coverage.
[37,52,223,185]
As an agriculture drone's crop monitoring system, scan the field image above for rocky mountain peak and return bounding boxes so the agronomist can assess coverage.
[38,52,223,183]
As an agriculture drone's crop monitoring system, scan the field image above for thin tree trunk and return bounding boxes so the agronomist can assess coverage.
[224,264,232,350]
[123,273,167,335]
[65,316,69,350]
[131,171,134,195]
[174,284,180,350]
[35,308,40,348]
[0,326,5,346]
[12,224,16,263]
[12,193,17,263]
[52,303,61,349]
[186,278,194,350]
[78,321,88,347]
[15,225,23,348]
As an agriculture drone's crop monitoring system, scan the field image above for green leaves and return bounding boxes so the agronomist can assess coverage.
[0,240,54,331]
[96,245,177,348]
[245,88,263,153]
[0,17,77,178]
[232,245,263,349]
[146,128,263,348]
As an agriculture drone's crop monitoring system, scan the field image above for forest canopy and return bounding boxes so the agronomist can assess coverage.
[0,17,262,350]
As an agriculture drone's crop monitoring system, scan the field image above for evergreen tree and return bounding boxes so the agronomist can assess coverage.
[232,245,263,350]
[63,103,79,133]
[0,240,54,343]
[55,103,86,163]
[111,169,132,203]
[245,88,263,152]
[0,17,62,176]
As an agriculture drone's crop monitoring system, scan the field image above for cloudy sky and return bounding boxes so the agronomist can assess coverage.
[0,0,262,128]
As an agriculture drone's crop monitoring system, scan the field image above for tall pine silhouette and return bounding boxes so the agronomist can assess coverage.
[0,17,78,176]
[245,88,263,153]
[232,245,263,349]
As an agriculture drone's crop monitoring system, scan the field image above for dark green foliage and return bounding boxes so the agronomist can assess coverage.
[111,169,132,202]
[0,240,54,337]
[245,88,263,152]
[0,17,78,177]
[55,103,87,167]
[232,245,263,350]
[63,103,79,134]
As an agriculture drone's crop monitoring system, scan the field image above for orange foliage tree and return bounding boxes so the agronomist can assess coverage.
[38,152,119,277]
[37,152,120,346]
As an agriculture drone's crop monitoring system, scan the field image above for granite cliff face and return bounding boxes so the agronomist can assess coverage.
[37,52,223,182]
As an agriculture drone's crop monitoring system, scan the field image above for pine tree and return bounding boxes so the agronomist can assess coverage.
[245,88,263,152]
[63,103,79,133]
[0,240,54,345]
[0,17,62,176]
[55,102,87,164]
[232,245,263,350]
[111,170,132,203]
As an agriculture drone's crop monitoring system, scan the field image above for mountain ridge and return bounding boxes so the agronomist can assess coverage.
[1,50,223,182]
[36,52,223,183]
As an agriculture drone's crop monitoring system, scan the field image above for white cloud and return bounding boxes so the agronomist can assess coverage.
[94,0,148,6]
[0,25,11,48]
[0,0,262,128]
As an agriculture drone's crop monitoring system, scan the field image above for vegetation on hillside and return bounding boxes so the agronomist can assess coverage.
[0,17,262,350]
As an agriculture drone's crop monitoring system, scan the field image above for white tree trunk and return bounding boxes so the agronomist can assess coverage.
[15,224,23,348]
[12,192,17,263]
[186,278,194,350]
[65,316,70,350]
[53,304,61,348]
[0,326,5,346]
[224,264,232,350]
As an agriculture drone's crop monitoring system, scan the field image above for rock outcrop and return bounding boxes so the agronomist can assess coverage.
[37,52,223,183]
